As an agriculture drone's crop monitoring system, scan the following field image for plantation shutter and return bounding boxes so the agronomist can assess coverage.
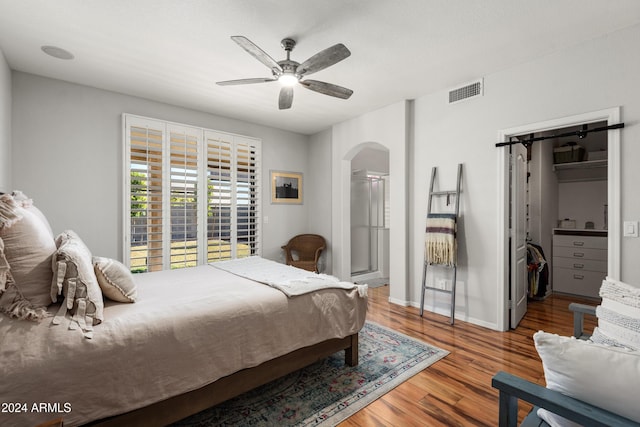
[124,114,261,272]
[168,125,202,269]
[126,117,165,273]
[204,132,261,261]
[236,137,261,258]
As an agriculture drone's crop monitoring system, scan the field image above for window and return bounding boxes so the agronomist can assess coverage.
[124,114,261,273]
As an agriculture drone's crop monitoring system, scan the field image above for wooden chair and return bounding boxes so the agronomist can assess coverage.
[281,234,326,273]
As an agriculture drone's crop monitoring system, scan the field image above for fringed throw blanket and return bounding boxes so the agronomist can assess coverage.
[425,213,456,266]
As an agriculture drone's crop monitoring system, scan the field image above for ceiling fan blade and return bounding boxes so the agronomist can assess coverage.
[279,86,294,110]
[299,79,353,99]
[231,36,282,73]
[216,77,276,86]
[296,43,351,76]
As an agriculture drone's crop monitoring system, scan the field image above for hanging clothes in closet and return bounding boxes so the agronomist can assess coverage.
[527,242,549,298]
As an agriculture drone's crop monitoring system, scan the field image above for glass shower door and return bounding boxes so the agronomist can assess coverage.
[351,174,384,275]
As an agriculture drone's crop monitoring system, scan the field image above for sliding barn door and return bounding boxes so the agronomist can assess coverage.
[510,143,528,328]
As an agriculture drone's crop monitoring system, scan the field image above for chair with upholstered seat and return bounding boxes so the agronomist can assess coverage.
[281,234,326,273]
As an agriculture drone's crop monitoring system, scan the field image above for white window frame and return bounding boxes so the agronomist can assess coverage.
[123,113,261,272]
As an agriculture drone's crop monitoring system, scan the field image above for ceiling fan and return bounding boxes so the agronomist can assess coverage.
[216,36,353,110]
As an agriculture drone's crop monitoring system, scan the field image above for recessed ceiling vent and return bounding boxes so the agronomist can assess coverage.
[448,79,483,104]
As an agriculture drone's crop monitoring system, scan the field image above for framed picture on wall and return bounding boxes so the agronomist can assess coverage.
[271,170,303,204]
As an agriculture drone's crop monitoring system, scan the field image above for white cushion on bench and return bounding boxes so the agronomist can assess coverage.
[591,277,640,351]
[534,331,640,426]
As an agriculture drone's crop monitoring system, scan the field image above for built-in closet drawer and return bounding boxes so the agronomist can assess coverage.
[553,235,607,250]
[552,230,607,299]
[553,256,607,273]
[553,246,607,262]
[552,268,604,298]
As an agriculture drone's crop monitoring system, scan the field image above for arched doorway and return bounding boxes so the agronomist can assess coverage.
[330,101,410,306]
[350,146,390,287]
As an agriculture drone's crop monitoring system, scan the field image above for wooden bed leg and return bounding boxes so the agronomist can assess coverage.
[345,333,359,366]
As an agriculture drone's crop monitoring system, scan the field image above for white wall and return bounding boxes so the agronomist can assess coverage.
[412,23,640,330]
[351,147,389,174]
[558,180,608,230]
[0,48,10,192]
[331,101,409,305]
[529,141,558,265]
[307,129,333,273]
[540,142,559,265]
[11,72,310,262]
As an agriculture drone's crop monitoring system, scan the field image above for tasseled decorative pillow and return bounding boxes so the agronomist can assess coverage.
[51,230,104,339]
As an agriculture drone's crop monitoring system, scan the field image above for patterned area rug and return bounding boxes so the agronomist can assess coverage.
[173,321,449,426]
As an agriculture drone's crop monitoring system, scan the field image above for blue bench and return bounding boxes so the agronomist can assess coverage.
[492,371,639,426]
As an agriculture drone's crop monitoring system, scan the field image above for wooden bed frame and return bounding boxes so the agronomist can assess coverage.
[89,333,359,426]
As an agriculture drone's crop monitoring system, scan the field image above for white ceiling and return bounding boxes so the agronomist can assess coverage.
[1,1,640,135]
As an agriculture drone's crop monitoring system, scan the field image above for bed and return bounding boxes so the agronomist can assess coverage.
[0,259,367,427]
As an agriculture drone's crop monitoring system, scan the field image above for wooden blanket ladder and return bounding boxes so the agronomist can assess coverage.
[419,163,462,325]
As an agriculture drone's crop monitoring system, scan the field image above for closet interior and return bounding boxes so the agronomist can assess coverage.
[524,121,608,300]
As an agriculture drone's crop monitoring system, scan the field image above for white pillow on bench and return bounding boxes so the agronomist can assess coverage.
[591,277,640,350]
[534,331,640,426]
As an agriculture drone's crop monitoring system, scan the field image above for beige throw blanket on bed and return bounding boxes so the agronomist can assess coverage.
[212,256,367,297]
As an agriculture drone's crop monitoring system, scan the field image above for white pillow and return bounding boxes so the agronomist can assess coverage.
[591,277,640,350]
[93,256,137,303]
[600,276,640,308]
[534,331,640,425]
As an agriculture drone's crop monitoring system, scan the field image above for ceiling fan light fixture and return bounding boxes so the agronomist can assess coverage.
[218,36,353,108]
[278,73,298,87]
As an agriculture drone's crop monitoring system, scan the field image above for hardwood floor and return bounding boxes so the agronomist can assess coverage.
[339,285,598,427]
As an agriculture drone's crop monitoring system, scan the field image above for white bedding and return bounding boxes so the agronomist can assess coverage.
[0,261,367,427]
[212,256,368,296]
